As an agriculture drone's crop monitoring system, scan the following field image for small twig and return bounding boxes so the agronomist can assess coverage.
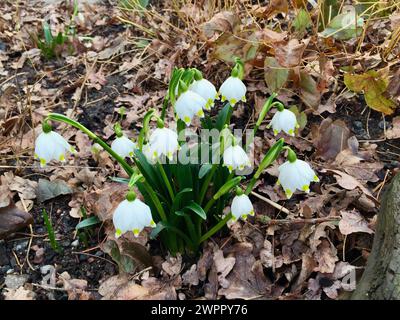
[19,196,35,272]
[258,216,340,227]
[251,191,290,215]
[374,169,390,200]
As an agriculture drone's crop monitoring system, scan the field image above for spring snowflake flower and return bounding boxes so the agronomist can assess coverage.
[269,109,299,136]
[113,192,155,238]
[34,129,75,167]
[189,78,218,110]
[111,135,136,158]
[231,194,254,221]
[278,156,319,199]
[175,90,206,125]
[148,127,179,161]
[219,76,246,106]
[223,145,251,173]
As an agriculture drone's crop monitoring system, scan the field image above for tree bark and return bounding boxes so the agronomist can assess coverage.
[351,173,400,300]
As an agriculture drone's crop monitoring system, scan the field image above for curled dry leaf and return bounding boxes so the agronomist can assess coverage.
[314,239,338,274]
[339,209,374,236]
[202,11,240,39]
[162,253,182,277]
[275,39,309,68]
[313,118,351,160]
[0,204,33,240]
[182,264,199,286]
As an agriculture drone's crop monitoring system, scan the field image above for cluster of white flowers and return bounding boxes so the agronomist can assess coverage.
[175,73,247,126]
[35,67,319,238]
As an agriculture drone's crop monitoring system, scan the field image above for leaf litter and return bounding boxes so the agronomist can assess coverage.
[0,0,400,300]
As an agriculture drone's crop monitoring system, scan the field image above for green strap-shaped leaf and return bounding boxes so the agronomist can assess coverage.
[76,216,101,230]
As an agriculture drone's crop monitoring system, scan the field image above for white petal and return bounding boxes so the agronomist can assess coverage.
[175,90,206,125]
[219,77,246,106]
[113,199,154,238]
[278,159,318,197]
[223,145,250,172]
[189,79,217,109]
[34,131,72,166]
[279,110,297,135]
[231,194,254,220]
[111,136,136,158]
[148,128,179,160]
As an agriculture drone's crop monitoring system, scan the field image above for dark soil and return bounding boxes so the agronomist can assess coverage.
[0,195,117,300]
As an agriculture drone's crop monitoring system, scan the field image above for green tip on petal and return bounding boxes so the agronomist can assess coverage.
[313,175,319,182]
[249,210,255,216]
[150,220,156,228]
[273,129,278,136]
[115,229,122,238]
[288,129,294,135]
[241,214,248,220]
[229,98,237,106]
[133,229,140,237]
[184,116,191,124]
[285,189,293,198]
[302,184,310,192]
[40,158,47,167]
[221,95,226,102]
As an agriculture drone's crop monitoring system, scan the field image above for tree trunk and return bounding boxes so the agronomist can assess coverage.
[351,173,400,300]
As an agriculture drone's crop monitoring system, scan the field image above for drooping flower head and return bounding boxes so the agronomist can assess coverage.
[231,188,254,221]
[223,143,251,174]
[188,76,217,110]
[113,191,155,238]
[219,76,246,107]
[147,126,179,161]
[175,90,206,126]
[111,135,137,158]
[268,107,299,136]
[34,122,75,167]
[278,148,319,198]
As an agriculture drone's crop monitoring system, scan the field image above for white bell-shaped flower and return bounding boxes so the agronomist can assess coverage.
[278,158,319,198]
[231,194,254,221]
[269,109,299,136]
[111,135,136,158]
[175,90,206,126]
[113,195,155,238]
[189,78,217,110]
[223,145,251,173]
[148,127,179,161]
[34,130,74,167]
[219,76,246,106]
